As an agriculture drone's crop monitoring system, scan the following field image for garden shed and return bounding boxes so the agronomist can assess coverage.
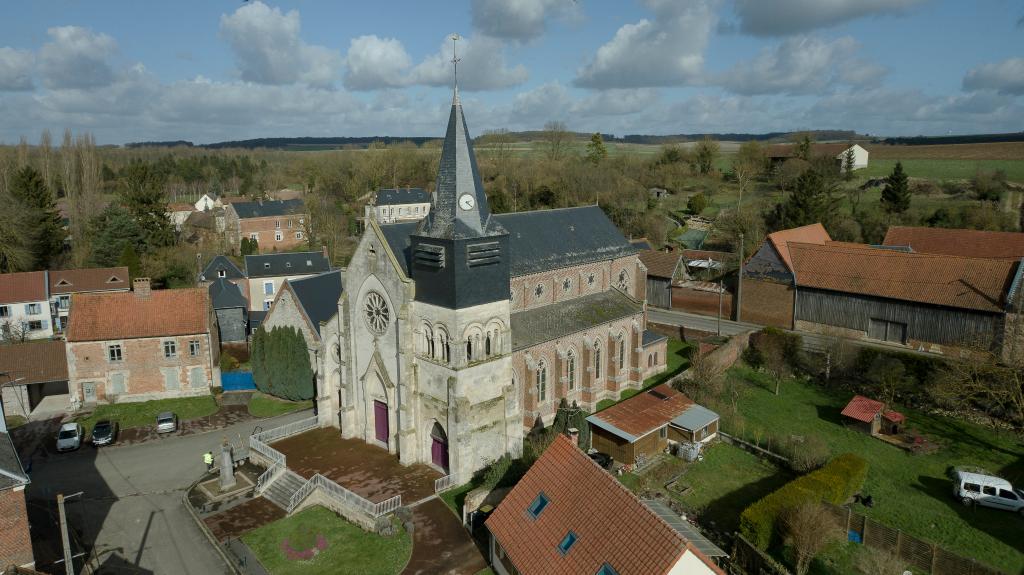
[841,395,904,436]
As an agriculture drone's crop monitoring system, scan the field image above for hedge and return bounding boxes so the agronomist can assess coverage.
[739,453,869,549]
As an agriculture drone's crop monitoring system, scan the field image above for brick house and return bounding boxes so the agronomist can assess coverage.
[485,434,723,575]
[245,251,331,312]
[64,278,219,406]
[0,409,33,571]
[48,267,130,333]
[224,198,307,253]
[0,272,53,342]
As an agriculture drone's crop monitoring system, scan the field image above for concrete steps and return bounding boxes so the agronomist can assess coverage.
[262,469,307,511]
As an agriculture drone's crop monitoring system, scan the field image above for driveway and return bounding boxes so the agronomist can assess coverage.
[19,408,313,574]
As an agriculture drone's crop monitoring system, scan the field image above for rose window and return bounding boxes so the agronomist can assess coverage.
[363,292,390,335]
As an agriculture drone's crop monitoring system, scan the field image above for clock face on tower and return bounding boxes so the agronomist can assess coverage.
[458,193,475,211]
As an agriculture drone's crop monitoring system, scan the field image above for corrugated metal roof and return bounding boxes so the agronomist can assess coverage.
[670,404,719,432]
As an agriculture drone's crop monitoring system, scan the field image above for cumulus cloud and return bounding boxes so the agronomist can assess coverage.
[571,88,659,116]
[509,81,571,123]
[39,26,117,89]
[219,1,342,87]
[410,35,527,91]
[343,35,413,91]
[574,0,716,88]
[733,0,925,36]
[0,47,34,91]
[719,36,885,95]
[470,0,580,41]
[963,57,1024,95]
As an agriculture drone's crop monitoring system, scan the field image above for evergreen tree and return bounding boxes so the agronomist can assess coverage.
[693,137,720,175]
[251,328,269,393]
[552,398,571,435]
[880,161,911,214]
[795,134,813,161]
[118,244,141,280]
[569,401,591,450]
[10,166,65,269]
[89,205,146,267]
[780,169,840,229]
[251,326,313,400]
[842,146,856,181]
[120,162,174,251]
[585,133,608,165]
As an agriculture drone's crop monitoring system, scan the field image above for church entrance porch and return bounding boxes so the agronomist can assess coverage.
[272,427,441,504]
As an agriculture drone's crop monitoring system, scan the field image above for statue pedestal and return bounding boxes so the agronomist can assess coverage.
[219,444,237,490]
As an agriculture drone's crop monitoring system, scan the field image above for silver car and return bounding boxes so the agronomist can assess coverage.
[156,412,177,434]
[56,423,84,452]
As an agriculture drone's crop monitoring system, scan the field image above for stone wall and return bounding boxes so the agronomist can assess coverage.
[672,285,734,319]
[0,486,34,569]
[262,287,321,370]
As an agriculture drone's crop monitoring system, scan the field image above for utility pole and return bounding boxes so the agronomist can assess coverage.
[735,233,744,322]
[57,492,80,575]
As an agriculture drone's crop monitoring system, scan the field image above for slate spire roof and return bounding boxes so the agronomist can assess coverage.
[417,89,504,239]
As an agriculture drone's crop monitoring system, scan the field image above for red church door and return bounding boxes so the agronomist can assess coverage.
[430,423,449,472]
[374,400,389,444]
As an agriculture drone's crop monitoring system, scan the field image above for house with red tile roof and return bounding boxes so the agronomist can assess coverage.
[882,226,1024,260]
[0,271,54,342]
[841,395,904,436]
[740,223,831,328]
[485,434,723,575]
[64,278,219,406]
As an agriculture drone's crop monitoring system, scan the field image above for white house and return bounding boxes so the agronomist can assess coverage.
[194,192,222,212]
[0,271,54,341]
[364,187,431,224]
[767,142,869,172]
[244,251,332,312]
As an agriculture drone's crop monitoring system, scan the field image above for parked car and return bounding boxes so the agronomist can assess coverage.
[588,451,613,469]
[91,420,118,446]
[56,423,84,452]
[951,469,1024,513]
[156,412,178,434]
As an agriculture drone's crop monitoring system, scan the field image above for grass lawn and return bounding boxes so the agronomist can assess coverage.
[440,479,482,515]
[3,414,27,429]
[243,505,412,575]
[727,365,1024,574]
[595,338,692,413]
[74,395,218,435]
[248,393,310,418]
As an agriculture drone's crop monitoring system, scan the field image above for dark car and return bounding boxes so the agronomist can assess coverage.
[588,452,613,469]
[91,420,117,446]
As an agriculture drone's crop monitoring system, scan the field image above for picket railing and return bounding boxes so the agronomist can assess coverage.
[287,473,401,517]
[253,416,319,445]
[434,474,459,494]
[373,494,402,516]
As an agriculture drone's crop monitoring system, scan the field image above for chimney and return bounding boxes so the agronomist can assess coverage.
[133,277,152,298]
[566,427,580,447]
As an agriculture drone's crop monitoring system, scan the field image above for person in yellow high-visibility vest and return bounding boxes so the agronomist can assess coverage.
[203,451,214,472]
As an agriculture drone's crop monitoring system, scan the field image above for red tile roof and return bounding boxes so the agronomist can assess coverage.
[767,223,831,272]
[638,250,682,279]
[841,395,904,424]
[66,288,209,342]
[49,267,130,295]
[789,242,1016,313]
[883,226,1024,261]
[765,142,859,159]
[0,340,68,385]
[486,435,722,575]
[589,384,693,441]
[0,271,48,305]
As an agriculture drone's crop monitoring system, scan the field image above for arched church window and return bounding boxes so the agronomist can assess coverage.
[654,351,658,365]
[617,269,629,291]
[363,291,390,335]
[485,333,492,357]
[588,273,596,286]
[562,278,571,292]
[567,349,576,391]
[439,330,450,364]
[466,338,473,362]
[535,284,544,297]
[594,343,602,379]
[537,361,547,402]
[648,354,653,368]
[423,326,434,358]
[618,337,626,370]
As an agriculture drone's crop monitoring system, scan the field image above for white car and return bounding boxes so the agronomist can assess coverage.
[56,423,84,452]
[952,469,1024,513]
[156,412,178,434]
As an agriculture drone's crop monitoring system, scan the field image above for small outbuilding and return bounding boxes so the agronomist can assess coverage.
[841,395,904,436]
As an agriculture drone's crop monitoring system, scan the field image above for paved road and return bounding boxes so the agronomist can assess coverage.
[24,409,313,575]
[648,307,937,357]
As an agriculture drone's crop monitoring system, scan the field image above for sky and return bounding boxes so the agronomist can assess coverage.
[0,0,1022,145]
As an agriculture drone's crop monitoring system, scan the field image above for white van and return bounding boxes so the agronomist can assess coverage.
[951,469,1024,513]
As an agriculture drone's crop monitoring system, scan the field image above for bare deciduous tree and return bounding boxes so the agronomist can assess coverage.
[783,503,840,575]
[855,547,907,575]
[542,121,570,162]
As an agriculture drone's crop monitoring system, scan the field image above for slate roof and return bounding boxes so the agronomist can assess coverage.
[49,267,130,295]
[249,310,267,329]
[231,198,305,219]
[642,330,667,347]
[638,250,682,279]
[245,251,331,278]
[766,223,831,272]
[66,288,209,342]
[788,242,1017,313]
[376,188,430,206]
[511,290,642,351]
[841,395,904,424]
[208,278,247,310]
[883,226,1024,260]
[380,206,638,278]
[485,434,720,575]
[286,270,343,337]
[0,431,30,491]
[587,385,694,442]
[0,271,47,304]
[0,341,68,385]
[201,255,245,281]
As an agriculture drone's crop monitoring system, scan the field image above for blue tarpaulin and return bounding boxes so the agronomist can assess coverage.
[222,371,255,392]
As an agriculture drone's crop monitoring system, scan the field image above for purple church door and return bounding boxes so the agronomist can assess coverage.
[430,423,449,472]
[374,400,389,444]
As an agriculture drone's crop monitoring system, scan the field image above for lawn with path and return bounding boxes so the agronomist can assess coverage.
[242,505,412,575]
[248,392,310,418]
[727,366,1024,574]
[74,395,218,434]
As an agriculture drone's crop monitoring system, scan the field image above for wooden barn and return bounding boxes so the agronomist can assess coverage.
[586,384,719,466]
[638,250,684,309]
[740,223,830,328]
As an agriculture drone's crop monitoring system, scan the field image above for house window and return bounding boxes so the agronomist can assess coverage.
[299,218,304,224]
[58,295,70,310]
[249,233,259,241]
[567,350,576,390]
[0,306,8,318]
[528,492,549,518]
[275,231,283,242]
[275,219,281,229]
[263,300,272,311]
[108,344,123,362]
[189,340,201,357]
[218,270,226,278]
[26,320,44,331]
[617,269,629,291]
[537,362,547,402]
[25,303,41,315]
[164,340,177,358]
[659,427,668,439]
[598,563,620,575]
[594,344,602,379]
[263,281,274,296]
[287,219,293,229]
[295,231,304,240]
[558,531,578,555]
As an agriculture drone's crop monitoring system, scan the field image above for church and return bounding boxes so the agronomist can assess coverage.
[309,89,668,481]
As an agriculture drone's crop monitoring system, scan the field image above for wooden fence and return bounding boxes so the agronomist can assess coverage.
[821,502,1008,575]
[731,535,791,575]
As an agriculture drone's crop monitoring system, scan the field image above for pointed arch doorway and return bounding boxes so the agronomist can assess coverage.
[430,422,449,473]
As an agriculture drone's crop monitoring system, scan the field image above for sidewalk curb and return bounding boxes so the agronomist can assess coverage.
[182,475,242,575]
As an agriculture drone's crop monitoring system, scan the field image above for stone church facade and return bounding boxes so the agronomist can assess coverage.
[313,91,667,481]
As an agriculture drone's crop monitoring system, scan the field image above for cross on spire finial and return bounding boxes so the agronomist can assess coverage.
[449,33,461,103]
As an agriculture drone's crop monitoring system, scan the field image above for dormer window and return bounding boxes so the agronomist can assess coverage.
[285,262,292,268]
[56,279,70,287]
[108,276,121,283]
[306,260,312,266]
[218,270,226,278]
[264,263,270,269]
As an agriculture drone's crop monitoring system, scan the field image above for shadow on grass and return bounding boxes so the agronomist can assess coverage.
[914,475,1024,557]
[814,403,848,428]
[697,468,794,534]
